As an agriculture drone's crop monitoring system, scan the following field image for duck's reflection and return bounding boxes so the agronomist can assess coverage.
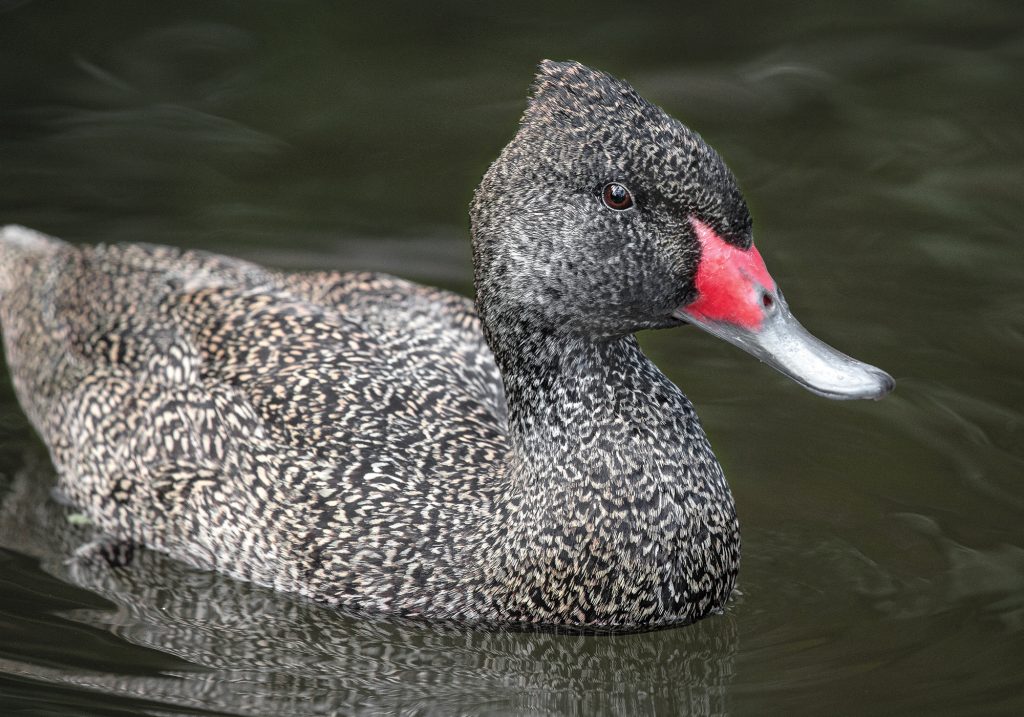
[0,449,739,716]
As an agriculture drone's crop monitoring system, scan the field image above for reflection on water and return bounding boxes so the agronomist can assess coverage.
[1,1,1023,715]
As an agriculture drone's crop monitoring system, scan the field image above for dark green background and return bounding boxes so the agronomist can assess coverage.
[1,1,1022,715]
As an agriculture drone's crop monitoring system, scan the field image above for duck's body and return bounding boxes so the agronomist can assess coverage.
[0,62,890,631]
[0,233,736,627]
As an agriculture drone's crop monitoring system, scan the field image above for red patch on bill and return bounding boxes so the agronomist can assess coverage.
[682,217,776,330]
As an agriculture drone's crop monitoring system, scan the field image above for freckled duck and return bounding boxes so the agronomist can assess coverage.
[0,61,893,631]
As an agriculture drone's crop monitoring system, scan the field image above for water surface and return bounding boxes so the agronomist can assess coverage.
[1,1,1023,715]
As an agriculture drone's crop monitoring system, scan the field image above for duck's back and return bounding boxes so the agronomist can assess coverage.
[0,226,508,611]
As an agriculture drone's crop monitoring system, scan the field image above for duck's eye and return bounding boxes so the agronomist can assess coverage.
[601,182,634,211]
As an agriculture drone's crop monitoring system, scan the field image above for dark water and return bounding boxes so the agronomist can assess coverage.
[1,1,1023,715]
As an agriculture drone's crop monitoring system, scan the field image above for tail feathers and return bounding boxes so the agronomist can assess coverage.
[1,224,62,251]
[0,225,65,294]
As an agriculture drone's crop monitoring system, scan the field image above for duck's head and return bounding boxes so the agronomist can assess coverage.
[471,60,893,400]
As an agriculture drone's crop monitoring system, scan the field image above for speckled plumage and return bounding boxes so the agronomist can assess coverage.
[0,61,747,631]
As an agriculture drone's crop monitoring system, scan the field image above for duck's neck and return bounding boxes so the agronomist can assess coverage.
[480,323,740,627]
[494,328,715,498]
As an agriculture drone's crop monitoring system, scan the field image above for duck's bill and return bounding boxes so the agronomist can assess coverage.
[675,218,894,401]
[674,291,894,400]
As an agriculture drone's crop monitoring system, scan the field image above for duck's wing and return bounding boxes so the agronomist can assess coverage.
[2,236,507,502]
[2,233,511,605]
[1,232,270,429]
[278,270,507,426]
[168,274,508,464]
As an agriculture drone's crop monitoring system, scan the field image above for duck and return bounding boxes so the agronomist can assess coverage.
[0,61,893,631]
